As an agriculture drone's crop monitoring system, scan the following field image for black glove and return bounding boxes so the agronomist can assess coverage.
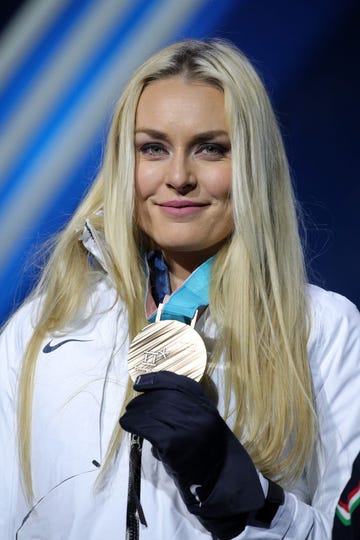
[120,371,283,539]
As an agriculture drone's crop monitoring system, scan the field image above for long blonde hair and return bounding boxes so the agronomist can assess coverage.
[18,39,315,500]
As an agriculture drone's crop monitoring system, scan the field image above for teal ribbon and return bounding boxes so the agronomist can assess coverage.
[147,255,214,324]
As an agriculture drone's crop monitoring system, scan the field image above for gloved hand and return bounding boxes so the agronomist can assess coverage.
[120,371,283,539]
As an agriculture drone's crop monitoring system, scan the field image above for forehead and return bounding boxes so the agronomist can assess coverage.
[135,77,227,130]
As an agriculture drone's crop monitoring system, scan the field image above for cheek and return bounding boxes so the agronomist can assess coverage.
[206,165,232,200]
[134,168,157,229]
[134,166,147,201]
[216,174,233,233]
[135,161,160,200]
[134,173,146,226]
[221,200,234,232]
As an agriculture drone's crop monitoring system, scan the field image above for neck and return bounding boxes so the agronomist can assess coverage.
[163,249,214,292]
[168,262,191,292]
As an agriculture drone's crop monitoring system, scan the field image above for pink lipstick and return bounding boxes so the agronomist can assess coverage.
[158,200,208,217]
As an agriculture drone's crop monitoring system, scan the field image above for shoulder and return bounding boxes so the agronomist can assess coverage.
[0,296,41,355]
[0,277,123,369]
[307,284,359,349]
[306,284,360,393]
[307,283,359,317]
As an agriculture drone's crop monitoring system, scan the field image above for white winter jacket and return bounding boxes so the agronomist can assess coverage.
[1,275,360,539]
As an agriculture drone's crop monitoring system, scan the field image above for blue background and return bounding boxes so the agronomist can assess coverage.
[0,0,359,325]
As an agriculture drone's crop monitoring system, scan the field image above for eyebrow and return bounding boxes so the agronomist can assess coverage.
[134,129,229,144]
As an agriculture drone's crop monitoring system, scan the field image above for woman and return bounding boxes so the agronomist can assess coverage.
[0,39,359,539]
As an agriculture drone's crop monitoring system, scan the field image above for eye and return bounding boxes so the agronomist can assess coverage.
[197,143,230,159]
[138,143,167,158]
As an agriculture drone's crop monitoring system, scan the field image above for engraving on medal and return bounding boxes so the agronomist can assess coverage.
[128,313,207,382]
[142,348,168,368]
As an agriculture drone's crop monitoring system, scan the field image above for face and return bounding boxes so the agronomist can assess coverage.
[134,77,233,265]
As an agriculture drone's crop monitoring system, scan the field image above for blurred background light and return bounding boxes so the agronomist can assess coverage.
[0,0,359,324]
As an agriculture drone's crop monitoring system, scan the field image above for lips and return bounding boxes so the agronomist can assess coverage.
[159,200,208,208]
[158,200,209,217]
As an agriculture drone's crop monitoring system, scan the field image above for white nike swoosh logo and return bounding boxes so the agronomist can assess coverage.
[190,484,202,505]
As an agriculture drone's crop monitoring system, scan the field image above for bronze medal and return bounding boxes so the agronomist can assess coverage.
[128,304,207,382]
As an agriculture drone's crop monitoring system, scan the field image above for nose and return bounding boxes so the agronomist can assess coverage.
[166,151,196,194]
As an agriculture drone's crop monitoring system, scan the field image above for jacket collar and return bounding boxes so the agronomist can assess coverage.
[79,218,109,274]
[80,219,214,325]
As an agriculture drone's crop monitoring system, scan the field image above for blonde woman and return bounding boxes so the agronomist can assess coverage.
[1,39,359,539]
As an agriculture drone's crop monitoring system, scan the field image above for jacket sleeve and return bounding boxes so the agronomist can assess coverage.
[233,288,360,539]
[0,304,34,537]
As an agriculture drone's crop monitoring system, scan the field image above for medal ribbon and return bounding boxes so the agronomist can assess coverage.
[146,251,214,323]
